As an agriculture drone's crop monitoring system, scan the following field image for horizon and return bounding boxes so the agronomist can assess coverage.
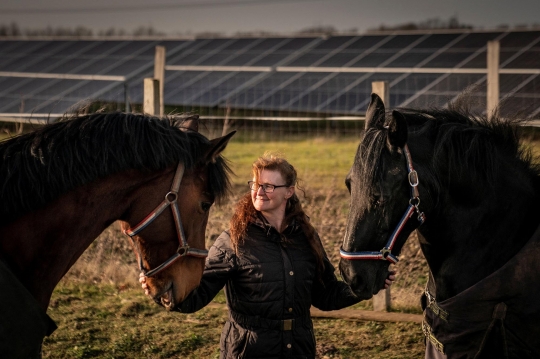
[1,0,540,38]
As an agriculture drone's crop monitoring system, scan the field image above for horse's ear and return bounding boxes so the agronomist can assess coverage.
[204,131,236,163]
[365,93,386,130]
[387,110,408,148]
[180,115,200,132]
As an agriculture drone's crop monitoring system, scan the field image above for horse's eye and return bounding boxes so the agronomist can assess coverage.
[200,201,213,212]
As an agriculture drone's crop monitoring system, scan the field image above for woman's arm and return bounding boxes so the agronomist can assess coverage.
[311,245,395,311]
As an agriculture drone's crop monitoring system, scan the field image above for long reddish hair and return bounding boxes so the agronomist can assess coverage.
[229,152,325,277]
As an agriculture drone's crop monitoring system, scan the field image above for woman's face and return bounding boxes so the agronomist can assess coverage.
[251,169,294,215]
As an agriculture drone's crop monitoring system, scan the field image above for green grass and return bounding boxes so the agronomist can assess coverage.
[43,283,424,359]
[223,137,360,189]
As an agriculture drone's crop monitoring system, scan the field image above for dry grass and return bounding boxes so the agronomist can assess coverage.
[64,184,428,312]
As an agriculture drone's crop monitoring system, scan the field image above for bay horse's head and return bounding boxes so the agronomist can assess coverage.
[339,94,426,299]
[118,116,235,310]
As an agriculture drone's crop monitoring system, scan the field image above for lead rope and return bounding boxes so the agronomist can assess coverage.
[123,163,208,278]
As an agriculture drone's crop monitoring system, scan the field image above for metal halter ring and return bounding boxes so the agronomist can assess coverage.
[380,248,391,259]
[165,191,178,204]
[177,246,188,256]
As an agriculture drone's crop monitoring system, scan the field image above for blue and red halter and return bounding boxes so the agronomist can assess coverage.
[340,144,425,264]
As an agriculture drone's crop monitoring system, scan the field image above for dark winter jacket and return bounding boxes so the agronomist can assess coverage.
[175,216,363,359]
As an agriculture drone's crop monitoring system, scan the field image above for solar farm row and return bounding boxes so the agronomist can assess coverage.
[0,30,539,117]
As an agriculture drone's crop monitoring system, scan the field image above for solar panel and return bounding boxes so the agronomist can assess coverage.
[378,35,425,49]
[451,32,503,48]
[350,52,396,67]
[277,37,318,50]
[163,71,210,102]
[196,38,235,50]
[77,59,126,74]
[198,53,235,66]
[403,93,460,109]
[317,52,361,67]
[75,41,124,55]
[499,92,540,118]
[108,59,151,76]
[509,74,540,93]
[0,30,539,119]
[104,41,157,56]
[459,52,487,68]
[24,41,70,55]
[287,73,362,111]
[414,33,462,49]
[503,50,540,68]
[421,50,479,68]
[187,72,261,107]
[500,31,540,48]
[248,38,290,50]
[10,41,51,55]
[391,73,444,94]
[312,36,358,50]
[346,36,388,49]
[386,51,435,67]
[428,74,485,92]
[286,52,329,66]
[223,72,302,108]
[220,38,260,51]
[322,90,370,113]
[499,73,534,92]
[250,53,292,66]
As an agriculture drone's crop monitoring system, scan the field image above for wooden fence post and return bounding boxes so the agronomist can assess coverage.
[487,41,500,119]
[154,46,166,117]
[371,80,391,312]
[124,82,130,113]
[143,78,160,116]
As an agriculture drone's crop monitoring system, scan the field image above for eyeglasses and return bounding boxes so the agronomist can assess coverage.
[248,181,289,193]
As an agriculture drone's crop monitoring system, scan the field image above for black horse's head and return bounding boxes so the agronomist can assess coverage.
[339,94,425,299]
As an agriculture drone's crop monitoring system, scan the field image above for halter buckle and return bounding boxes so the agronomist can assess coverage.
[408,170,419,187]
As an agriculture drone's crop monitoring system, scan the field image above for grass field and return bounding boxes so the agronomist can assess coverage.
[37,136,431,358]
[222,137,361,189]
[42,283,425,359]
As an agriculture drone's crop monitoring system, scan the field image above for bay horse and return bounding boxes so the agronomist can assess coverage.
[339,94,540,359]
[0,112,235,358]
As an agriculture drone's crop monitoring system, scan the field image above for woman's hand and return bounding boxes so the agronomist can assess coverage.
[139,272,149,295]
[384,270,396,289]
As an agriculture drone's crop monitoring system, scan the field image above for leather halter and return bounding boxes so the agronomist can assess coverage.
[340,144,425,264]
[123,163,209,277]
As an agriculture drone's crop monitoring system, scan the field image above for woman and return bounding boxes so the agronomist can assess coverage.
[141,152,394,358]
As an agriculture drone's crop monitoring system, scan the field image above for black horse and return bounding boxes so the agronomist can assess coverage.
[339,93,540,359]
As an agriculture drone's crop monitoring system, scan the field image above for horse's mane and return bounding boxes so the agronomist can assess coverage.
[357,100,540,207]
[0,112,232,224]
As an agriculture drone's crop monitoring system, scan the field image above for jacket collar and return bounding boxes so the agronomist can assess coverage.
[252,212,298,235]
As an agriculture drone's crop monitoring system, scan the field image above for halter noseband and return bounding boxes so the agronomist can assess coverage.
[340,144,425,264]
[123,163,209,277]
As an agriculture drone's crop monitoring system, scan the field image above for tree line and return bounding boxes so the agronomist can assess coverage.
[1,17,538,38]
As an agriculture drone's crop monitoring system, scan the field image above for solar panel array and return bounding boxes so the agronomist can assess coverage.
[1,29,539,120]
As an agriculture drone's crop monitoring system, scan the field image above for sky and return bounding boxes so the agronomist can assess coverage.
[1,0,540,36]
